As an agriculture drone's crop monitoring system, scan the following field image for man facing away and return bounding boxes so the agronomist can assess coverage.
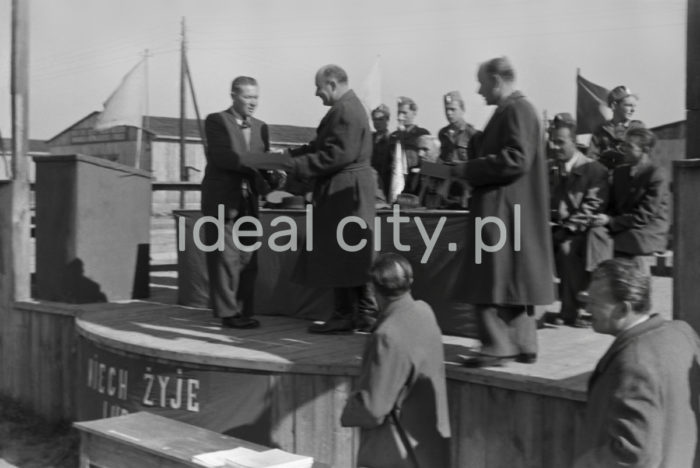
[341,253,450,468]
[453,57,555,367]
[548,112,609,327]
[438,90,477,163]
[201,76,279,329]
[576,258,700,468]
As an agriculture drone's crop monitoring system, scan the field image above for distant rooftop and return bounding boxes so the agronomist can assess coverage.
[46,112,316,146]
[0,138,50,153]
[144,116,316,144]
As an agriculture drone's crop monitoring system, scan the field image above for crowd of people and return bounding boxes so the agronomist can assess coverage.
[200,57,698,467]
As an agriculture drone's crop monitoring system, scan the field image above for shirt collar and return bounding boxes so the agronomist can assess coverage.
[621,314,651,332]
[563,151,583,174]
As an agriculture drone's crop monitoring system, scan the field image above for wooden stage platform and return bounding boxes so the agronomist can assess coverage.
[74,299,617,468]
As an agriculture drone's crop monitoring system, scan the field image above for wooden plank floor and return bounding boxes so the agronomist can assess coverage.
[76,297,620,402]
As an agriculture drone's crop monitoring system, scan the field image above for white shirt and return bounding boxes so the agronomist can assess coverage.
[563,150,584,175]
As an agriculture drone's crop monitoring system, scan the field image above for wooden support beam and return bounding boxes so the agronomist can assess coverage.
[0,0,31,306]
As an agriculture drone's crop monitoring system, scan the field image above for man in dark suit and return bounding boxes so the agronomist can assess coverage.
[592,127,669,272]
[548,113,609,327]
[201,76,277,329]
[575,258,700,467]
[370,104,393,200]
[341,253,451,468]
[454,57,555,367]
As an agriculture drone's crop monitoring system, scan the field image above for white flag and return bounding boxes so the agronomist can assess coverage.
[358,56,382,116]
[389,140,406,203]
[94,59,147,130]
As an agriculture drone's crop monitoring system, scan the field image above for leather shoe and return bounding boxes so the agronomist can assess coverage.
[460,352,538,367]
[565,317,591,328]
[355,316,377,333]
[308,318,355,334]
[460,353,514,368]
[221,316,260,329]
[516,353,538,364]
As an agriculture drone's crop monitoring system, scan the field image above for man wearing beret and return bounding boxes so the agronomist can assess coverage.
[370,104,393,200]
[588,85,645,170]
[438,90,477,163]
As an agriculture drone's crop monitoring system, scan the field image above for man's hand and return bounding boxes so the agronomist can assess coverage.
[589,213,610,227]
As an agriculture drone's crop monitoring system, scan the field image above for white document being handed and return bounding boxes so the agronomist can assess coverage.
[192,447,261,467]
[224,448,314,468]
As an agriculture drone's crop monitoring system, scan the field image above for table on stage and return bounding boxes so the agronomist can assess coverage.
[175,208,473,336]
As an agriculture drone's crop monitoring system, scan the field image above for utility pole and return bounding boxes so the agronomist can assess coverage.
[673,0,700,334]
[179,17,187,209]
[1,0,31,305]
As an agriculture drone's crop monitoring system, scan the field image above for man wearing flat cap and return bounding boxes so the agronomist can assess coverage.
[588,85,645,170]
[371,104,393,200]
[390,96,430,174]
[438,90,477,163]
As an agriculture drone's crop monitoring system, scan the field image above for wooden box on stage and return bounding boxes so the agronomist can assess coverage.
[34,153,151,302]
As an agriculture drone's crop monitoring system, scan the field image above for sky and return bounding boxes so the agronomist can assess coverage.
[0,0,687,140]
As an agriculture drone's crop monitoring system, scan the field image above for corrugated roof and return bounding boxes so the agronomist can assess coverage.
[650,120,685,140]
[145,116,315,144]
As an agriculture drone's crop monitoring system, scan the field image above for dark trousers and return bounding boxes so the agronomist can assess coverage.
[333,283,377,322]
[475,305,537,357]
[554,230,590,322]
[204,220,257,318]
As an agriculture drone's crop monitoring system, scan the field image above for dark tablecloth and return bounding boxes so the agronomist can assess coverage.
[175,208,474,335]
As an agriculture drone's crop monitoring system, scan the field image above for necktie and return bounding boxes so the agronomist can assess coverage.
[240,118,251,129]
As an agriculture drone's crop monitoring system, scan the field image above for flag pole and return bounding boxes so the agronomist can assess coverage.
[179,17,187,209]
[185,55,206,153]
[134,49,149,170]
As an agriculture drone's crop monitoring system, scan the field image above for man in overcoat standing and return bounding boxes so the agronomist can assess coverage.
[454,57,555,366]
[249,65,377,333]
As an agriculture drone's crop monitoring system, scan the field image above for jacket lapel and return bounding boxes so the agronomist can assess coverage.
[223,108,247,153]
[588,315,665,390]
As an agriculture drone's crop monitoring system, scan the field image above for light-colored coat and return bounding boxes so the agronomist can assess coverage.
[576,315,700,468]
[341,293,451,468]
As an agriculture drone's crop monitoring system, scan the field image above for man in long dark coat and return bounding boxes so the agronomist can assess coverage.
[248,65,377,333]
[454,57,555,367]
